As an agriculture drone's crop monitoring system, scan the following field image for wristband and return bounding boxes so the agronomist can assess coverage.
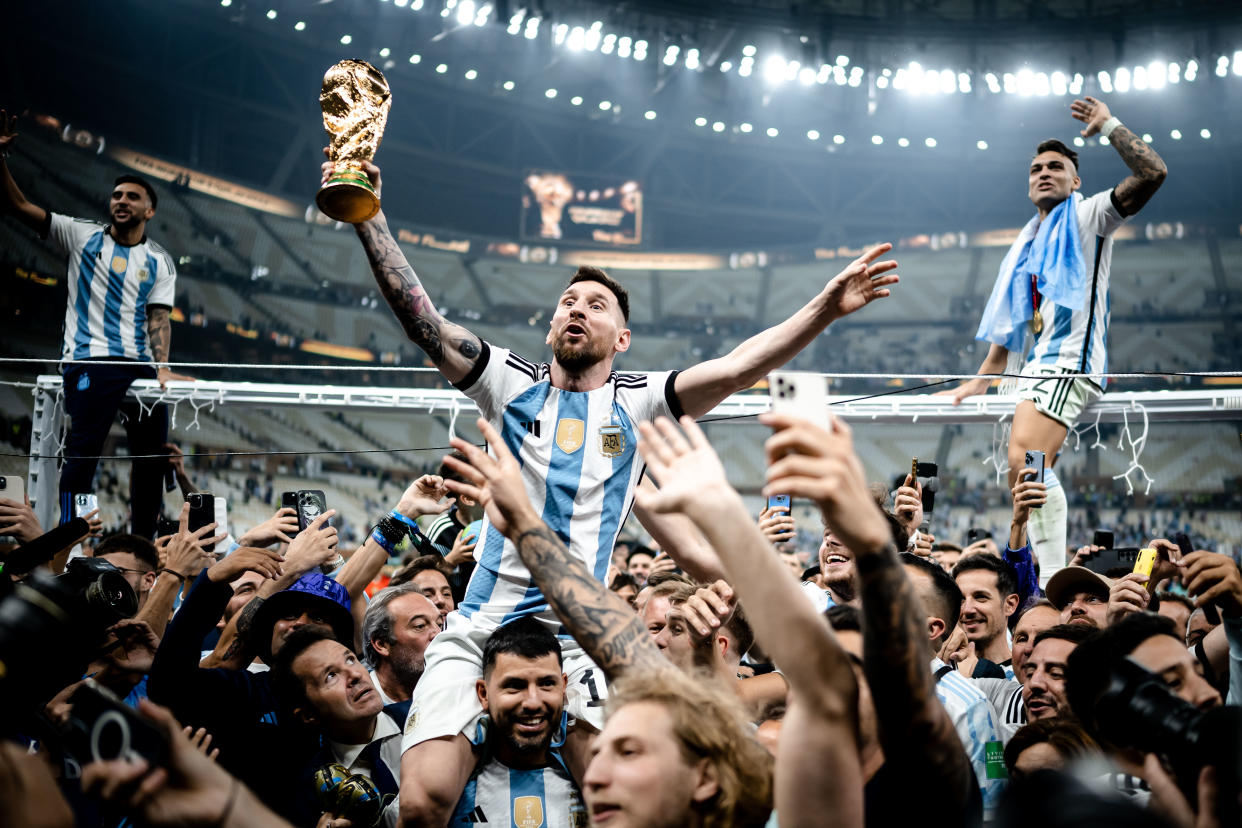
[1100,117,1122,139]
[370,526,397,555]
[389,509,422,535]
[158,568,187,584]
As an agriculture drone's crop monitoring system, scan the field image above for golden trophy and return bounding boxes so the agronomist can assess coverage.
[316,59,392,223]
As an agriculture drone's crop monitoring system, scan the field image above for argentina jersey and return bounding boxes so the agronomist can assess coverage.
[933,658,1006,817]
[45,213,176,362]
[450,758,587,827]
[1025,190,1127,388]
[454,343,681,635]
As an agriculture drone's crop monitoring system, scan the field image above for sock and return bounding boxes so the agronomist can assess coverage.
[1028,468,1068,589]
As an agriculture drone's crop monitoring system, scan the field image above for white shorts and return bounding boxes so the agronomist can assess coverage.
[400,611,609,754]
[1016,366,1102,429]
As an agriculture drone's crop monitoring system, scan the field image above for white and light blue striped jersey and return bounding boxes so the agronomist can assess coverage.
[45,213,176,362]
[932,658,1007,817]
[1023,190,1128,388]
[449,757,587,827]
[455,343,679,635]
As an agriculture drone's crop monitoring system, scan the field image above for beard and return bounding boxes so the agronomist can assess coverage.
[823,567,856,604]
[389,648,427,690]
[111,211,142,233]
[494,705,559,756]
[551,332,611,372]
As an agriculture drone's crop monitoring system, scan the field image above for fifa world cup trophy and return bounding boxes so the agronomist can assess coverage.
[316,59,392,222]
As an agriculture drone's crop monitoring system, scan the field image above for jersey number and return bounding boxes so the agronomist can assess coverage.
[578,670,605,707]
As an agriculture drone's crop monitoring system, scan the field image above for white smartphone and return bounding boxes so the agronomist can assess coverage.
[0,475,24,504]
[768,371,831,430]
[213,496,229,543]
[75,493,99,518]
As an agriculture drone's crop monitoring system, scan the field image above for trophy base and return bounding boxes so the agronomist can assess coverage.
[316,171,380,223]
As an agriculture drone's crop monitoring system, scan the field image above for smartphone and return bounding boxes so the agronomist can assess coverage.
[63,680,168,766]
[966,528,991,544]
[187,492,216,551]
[767,494,791,512]
[1133,548,1158,581]
[0,475,25,504]
[1176,532,1220,624]
[1092,530,1115,549]
[1081,547,1140,574]
[281,491,298,511]
[1023,450,1047,484]
[910,457,919,484]
[915,461,938,515]
[155,517,179,538]
[297,490,329,532]
[75,493,99,518]
[213,496,229,544]
[769,371,830,430]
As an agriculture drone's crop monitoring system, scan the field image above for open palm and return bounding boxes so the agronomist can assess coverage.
[822,242,900,318]
[635,417,731,516]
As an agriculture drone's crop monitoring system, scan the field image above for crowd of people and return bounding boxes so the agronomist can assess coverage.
[1,95,1239,828]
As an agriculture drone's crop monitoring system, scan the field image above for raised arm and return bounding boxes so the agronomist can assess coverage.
[937,341,1008,405]
[672,243,898,417]
[761,413,978,809]
[1070,96,1167,216]
[443,419,666,681]
[0,112,49,232]
[634,416,864,828]
[327,156,482,385]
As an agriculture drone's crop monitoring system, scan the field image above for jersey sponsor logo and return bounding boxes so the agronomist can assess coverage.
[598,425,625,458]
[110,255,128,273]
[513,795,544,828]
[554,419,584,454]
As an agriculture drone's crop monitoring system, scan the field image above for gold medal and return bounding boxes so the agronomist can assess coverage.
[1031,308,1043,334]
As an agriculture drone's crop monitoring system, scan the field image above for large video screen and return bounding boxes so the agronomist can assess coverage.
[521,170,642,246]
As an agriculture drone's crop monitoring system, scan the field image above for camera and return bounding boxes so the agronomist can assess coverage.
[1090,657,1240,823]
[62,680,168,766]
[0,557,137,716]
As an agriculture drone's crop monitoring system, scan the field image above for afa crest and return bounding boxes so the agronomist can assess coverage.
[598,425,626,458]
[555,418,584,454]
[137,268,151,282]
[513,795,545,828]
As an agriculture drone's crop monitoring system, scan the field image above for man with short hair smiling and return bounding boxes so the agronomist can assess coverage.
[391,555,455,628]
[1045,566,1111,628]
[625,546,655,585]
[450,617,587,826]
[953,555,1022,679]
[1021,624,1094,721]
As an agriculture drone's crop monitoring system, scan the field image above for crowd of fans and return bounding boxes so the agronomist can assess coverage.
[1,407,1238,828]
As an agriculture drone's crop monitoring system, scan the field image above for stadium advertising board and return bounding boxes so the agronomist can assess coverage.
[522,170,642,246]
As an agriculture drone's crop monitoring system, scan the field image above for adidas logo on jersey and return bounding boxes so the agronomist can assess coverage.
[465,805,488,823]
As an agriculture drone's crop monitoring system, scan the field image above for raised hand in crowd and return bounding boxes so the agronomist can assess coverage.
[276,510,339,582]
[1180,550,1242,616]
[1107,572,1153,625]
[0,493,43,544]
[182,725,221,761]
[892,473,923,535]
[645,549,679,580]
[97,619,162,677]
[137,503,227,637]
[757,504,795,546]
[679,579,736,640]
[911,530,936,558]
[81,699,292,828]
[1009,467,1047,550]
[236,507,299,549]
[207,545,284,584]
[1069,543,1105,568]
[443,524,477,568]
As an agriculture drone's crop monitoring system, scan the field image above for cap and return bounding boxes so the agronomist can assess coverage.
[1044,566,1112,610]
[251,570,354,663]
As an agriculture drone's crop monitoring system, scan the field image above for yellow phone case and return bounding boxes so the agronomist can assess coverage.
[1133,548,1158,580]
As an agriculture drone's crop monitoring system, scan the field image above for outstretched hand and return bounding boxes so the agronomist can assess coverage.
[821,242,899,320]
[1070,96,1114,138]
[395,475,451,520]
[442,418,540,538]
[633,417,733,520]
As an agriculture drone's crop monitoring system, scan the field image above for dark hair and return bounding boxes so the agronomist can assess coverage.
[900,551,963,639]
[1064,612,1179,733]
[114,174,158,209]
[1003,718,1100,777]
[482,615,563,679]
[609,571,639,592]
[271,626,338,716]
[437,450,471,486]
[1155,591,1194,614]
[952,554,1019,599]
[1013,598,1057,627]
[882,512,909,551]
[1032,623,1096,650]
[389,555,447,587]
[1034,140,1079,174]
[722,602,754,660]
[825,604,861,633]
[568,266,629,322]
[934,543,963,553]
[626,546,655,566]
[644,570,693,591]
[94,533,158,571]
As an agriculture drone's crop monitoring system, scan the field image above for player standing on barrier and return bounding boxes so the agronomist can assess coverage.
[323,153,901,826]
[0,111,179,539]
[940,96,1168,587]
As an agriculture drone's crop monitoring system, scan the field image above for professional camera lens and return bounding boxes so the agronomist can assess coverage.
[83,570,138,624]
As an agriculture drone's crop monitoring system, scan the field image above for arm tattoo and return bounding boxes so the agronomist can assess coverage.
[147,307,171,364]
[855,543,976,803]
[1108,124,1168,215]
[514,527,665,679]
[355,216,481,375]
[222,595,266,662]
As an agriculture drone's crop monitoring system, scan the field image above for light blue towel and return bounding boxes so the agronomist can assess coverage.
[977,193,1086,351]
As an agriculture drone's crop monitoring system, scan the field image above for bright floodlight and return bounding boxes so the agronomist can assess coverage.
[1114,66,1131,93]
[871,135,883,145]
[743,44,757,57]
[570,96,583,106]
[599,100,612,111]
[1142,133,1152,142]
[456,0,474,25]
[1185,60,1197,81]
[553,23,568,45]
[807,129,820,140]
[503,80,515,90]
[409,53,421,63]
[1148,60,1166,90]
[1200,128,1211,139]
[379,47,391,57]
[739,122,753,133]
[412,0,424,8]
[220,0,231,7]
[925,137,937,148]
[686,48,700,69]
[762,55,787,83]
[1098,70,1113,93]
[567,26,585,51]
[1002,73,1016,94]
[976,140,988,150]
[799,66,815,85]
[435,63,447,73]
[294,21,306,30]
[1170,129,1182,139]
[1073,136,1085,147]
[719,60,733,73]
[584,27,600,50]
[832,134,844,144]
[876,76,890,89]
[1069,73,1084,94]
[836,54,849,66]
[340,34,352,44]
[1235,51,1242,74]
[898,137,909,147]
[694,116,707,127]
[266,8,276,19]
[1133,65,1148,90]
[644,110,656,120]
[712,121,725,132]
[464,69,477,80]
[766,127,779,137]
[545,88,557,98]
[1051,71,1067,96]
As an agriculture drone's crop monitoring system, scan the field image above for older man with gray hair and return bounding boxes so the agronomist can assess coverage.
[363,583,442,707]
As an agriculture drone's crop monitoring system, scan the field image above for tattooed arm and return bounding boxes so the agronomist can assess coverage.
[442,418,666,681]
[1070,96,1167,216]
[334,159,482,384]
[146,305,173,387]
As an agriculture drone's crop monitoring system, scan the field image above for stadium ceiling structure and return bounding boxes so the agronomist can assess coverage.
[5,0,1242,248]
